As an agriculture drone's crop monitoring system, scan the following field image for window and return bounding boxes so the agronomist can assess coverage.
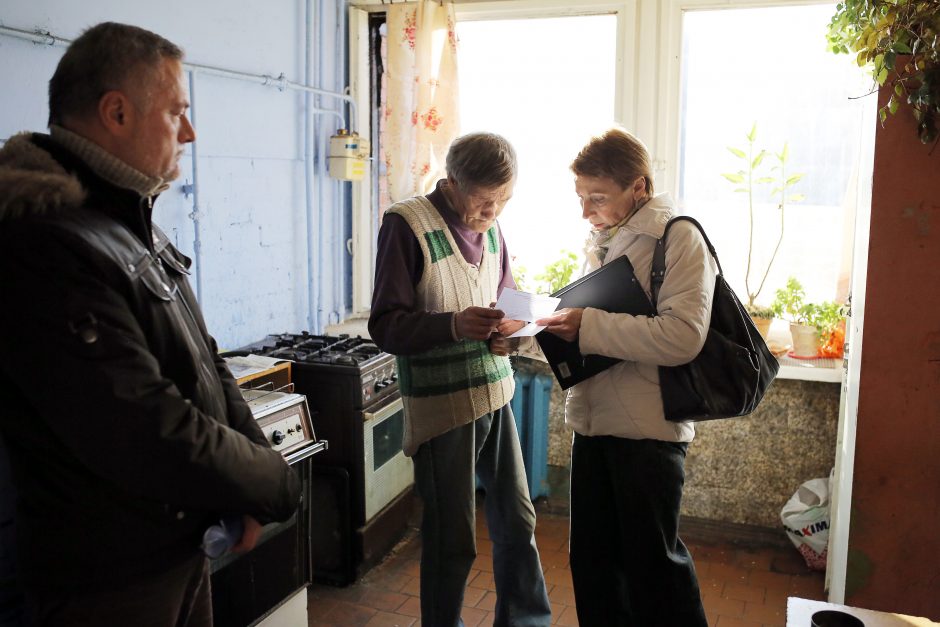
[456,14,618,284]
[350,0,875,348]
[677,3,874,309]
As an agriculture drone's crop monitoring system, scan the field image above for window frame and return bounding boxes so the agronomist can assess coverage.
[347,0,851,386]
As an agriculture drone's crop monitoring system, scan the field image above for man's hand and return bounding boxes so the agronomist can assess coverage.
[231,515,262,553]
[535,308,584,342]
[455,306,505,340]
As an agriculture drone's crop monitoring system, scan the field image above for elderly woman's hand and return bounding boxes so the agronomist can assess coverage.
[496,318,526,337]
[488,334,520,356]
[536,308,584,342]
[455,305,505,340]
[487,318,526,356]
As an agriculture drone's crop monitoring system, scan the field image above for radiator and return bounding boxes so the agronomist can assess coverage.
[509,372,552,501]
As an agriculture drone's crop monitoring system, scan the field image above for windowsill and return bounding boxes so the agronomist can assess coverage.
[325,314,371,339]
[766,319,842,383]
[776,355,842,383]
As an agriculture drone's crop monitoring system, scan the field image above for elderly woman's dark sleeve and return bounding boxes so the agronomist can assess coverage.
[368,213,455,355]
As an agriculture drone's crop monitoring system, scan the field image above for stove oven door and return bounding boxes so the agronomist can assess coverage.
[362,393,413,522]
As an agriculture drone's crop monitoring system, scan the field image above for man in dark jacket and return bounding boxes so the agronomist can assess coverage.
[0,22,301,627]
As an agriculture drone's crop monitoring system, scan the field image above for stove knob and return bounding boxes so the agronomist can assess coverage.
[271,430,286,445]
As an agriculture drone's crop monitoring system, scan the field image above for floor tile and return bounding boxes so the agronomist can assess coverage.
[307,498,825,626]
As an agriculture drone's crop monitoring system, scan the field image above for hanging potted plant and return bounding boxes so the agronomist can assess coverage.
[722,123,804,336]
[827,0,940,144]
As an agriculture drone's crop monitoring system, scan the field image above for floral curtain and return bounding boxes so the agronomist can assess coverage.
[383,1,460,203]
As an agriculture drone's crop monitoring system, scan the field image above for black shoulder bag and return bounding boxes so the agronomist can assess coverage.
[650,216,779,421]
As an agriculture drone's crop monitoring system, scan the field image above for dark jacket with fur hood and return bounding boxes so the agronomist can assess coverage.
[0,132,300,590]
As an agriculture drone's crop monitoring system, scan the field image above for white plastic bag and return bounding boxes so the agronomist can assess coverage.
[780,477,830,571]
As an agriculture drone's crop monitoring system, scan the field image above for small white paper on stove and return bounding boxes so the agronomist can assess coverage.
[507,321,546,338]
[225,354,287,379]
[494,287,560,323]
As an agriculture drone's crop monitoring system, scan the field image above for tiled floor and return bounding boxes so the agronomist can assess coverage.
[307,497,825,627]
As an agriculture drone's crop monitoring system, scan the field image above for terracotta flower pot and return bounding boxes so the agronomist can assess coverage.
[750,316,772,339]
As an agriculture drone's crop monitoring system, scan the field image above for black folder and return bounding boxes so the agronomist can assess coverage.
[536,255,655,390]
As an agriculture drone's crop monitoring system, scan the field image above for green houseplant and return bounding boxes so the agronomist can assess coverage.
[722,123,804,330]
[514,250,581,296]
[827,0,940,144]
[771,277,848,357]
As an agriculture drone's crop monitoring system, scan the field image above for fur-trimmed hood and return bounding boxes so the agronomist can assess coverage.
[0,132,86,223]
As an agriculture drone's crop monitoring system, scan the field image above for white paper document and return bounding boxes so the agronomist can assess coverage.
[224,354,287,380]
[507,321,546,338]
[494,288,561,337]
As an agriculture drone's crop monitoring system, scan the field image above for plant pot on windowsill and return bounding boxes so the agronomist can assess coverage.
[789,323,820,358]
[745,306,774,340]
[750,316,772,339]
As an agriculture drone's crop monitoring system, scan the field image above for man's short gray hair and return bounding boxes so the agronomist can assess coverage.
[48,22,183,127]
[445,132,517,193]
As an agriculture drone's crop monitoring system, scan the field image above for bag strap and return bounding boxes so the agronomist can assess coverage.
[650,216,723,306]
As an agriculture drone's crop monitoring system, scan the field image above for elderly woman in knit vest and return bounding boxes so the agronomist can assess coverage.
[369,133,551,627]
[536,128,714,626]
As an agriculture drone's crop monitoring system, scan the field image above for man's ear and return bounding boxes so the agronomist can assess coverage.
[98,91,132,136]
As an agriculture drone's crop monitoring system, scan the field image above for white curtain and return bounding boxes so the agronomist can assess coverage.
[383,1,460,203]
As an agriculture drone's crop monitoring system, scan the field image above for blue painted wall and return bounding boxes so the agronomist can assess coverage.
[0,0,353,349]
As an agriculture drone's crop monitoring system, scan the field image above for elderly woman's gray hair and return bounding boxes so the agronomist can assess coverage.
[445,132,517,193]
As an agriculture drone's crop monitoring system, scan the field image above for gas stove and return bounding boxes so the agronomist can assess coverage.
[239,332,397,408]
[236,332,411,586]
[247,333,384,368]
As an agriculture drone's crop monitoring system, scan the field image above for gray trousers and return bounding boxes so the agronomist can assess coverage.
[413,404,551,627]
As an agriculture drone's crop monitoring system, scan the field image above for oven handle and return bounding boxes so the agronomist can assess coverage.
[363,393,402,423]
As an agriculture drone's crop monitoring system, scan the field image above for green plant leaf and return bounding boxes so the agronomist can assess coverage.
[722,173,746,184]
[889,95,899,114]
[746,122,757,142]
[756,177,774,183]
[727,147,746,158]
[752,150,766,169]
[734,188,748,193]
[877,65,889,85]
[786,173,805,185]
[893,40,912,54]
[789,193,806,202]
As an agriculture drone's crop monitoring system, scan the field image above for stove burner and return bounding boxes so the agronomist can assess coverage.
[245,333,387,371]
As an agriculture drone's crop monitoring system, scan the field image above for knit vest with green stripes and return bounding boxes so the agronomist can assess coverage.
[387,197,514,456]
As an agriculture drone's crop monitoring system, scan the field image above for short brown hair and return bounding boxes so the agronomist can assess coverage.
[48,22,183,126]
[445,132,517,193]
[570,127,654,195]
